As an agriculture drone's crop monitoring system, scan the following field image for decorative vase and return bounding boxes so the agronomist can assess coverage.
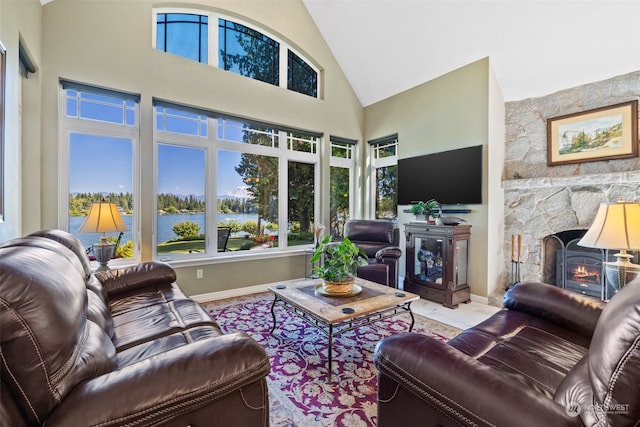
[322,277,355,295]
[414,214,427,221]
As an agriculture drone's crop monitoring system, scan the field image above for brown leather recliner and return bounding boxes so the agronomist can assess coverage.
[343,219,402,288]
[0,229,270,427]
[374,280,640,426]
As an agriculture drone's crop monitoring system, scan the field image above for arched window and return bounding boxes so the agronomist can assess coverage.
[154,9,320,98]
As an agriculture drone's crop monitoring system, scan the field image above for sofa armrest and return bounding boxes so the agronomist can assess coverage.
[375,246,402,263]
[46,332,270,426]
[95,261,176,296]
[503,282,605,337]
[374,333,582,427]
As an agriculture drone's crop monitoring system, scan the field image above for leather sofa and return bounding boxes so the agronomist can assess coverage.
[343,219,402,288]
[0,229,270,427]
[374,280,640,426]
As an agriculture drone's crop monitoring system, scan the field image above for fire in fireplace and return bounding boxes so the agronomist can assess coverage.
[544,230,607,299]
[543,230,640,300]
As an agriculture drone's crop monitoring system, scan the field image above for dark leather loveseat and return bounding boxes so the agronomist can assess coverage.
[374,280,640,426]
[344,219,402,288]
[0,229,270,427]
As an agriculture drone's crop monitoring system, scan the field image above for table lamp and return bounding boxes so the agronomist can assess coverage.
[578,200,640,293]
[78,199,129,271]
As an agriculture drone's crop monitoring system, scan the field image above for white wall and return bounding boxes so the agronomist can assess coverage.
[0,0,42,242]
[364,58,494,297]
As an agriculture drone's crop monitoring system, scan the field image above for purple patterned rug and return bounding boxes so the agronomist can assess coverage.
[204,292,460,427]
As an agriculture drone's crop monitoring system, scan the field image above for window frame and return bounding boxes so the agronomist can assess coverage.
[329,136,356,237]
[153,99,320,261]
[58,81,141,263]
[369,135,398,219]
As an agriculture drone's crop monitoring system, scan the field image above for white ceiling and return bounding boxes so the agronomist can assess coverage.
[302,0,640,106]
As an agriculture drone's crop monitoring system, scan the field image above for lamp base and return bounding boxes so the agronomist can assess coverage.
[92,242,116,272]
[604,252,640,294]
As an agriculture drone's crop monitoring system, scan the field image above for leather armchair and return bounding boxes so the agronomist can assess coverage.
[344,219,402,288]
[374,280,640,426]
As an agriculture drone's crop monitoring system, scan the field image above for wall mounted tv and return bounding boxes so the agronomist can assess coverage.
[398,145,483,205]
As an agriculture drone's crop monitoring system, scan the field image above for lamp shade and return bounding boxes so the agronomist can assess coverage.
[578,201,640,250]
[78,201,128,233]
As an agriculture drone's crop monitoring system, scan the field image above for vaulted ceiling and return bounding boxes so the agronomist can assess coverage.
[302,0,640,106]
[40,1,640,107]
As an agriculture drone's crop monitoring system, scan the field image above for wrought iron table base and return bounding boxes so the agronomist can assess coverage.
[269,295,415,381]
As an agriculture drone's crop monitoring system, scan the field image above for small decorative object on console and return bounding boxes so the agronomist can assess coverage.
[409,199,441,223]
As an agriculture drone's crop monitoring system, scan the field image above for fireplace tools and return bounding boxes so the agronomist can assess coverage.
[507,234,522,290]
[509,259,521,289]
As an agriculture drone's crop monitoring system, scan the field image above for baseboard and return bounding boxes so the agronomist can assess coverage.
[192,278,307,303]
[470,294,489,305]
[192,283,272,303]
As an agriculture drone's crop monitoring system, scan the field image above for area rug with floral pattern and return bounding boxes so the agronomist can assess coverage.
[203,292,461,427]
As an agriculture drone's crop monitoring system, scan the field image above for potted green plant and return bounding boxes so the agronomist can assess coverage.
[409,199,441,222]
[310,235,369,295]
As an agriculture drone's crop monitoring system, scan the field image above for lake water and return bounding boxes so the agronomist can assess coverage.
[70,213,258,250]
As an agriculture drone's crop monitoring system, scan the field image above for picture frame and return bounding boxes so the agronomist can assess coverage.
[547,100,638,166]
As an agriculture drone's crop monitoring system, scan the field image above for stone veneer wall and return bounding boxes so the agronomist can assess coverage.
[502,71,640,289]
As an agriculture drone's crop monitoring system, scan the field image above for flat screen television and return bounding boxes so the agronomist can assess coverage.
[398,145,483,205]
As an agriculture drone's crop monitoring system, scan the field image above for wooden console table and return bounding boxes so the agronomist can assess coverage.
[403,223,471,308]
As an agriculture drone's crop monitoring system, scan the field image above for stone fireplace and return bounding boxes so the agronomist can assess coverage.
[503,172,640,295]
[501,71,640,297]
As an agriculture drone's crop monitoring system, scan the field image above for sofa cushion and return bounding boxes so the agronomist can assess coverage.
[96,261,177,296]
[0,238,116,425]
[28,229,94,279]
[448,308,591,399]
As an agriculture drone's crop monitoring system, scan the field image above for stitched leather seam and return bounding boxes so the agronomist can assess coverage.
[603,335,640,408]
[91,359,270,426]
[0,299,50,423]
[51,323,90,386]
[239,383,268,410]
[377,383,400,403]
[167,300,185,329]
[1,348,40,423]
[377,352,486,426]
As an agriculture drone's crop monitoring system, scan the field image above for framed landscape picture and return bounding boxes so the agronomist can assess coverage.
[547,100,638,166]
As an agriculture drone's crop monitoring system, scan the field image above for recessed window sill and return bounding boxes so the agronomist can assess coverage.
[160,246,312,269]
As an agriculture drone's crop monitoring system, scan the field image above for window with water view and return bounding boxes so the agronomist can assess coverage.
[154,102,319,258]
[62,83,138,259]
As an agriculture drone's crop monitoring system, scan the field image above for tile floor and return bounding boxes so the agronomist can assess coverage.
[410,297,501,330]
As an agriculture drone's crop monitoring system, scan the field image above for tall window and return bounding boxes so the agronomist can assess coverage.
[329,136,356,237]
[369,135,398,219]
[154,100,320,259]
[154,9,319,98]
[60,81,139,259]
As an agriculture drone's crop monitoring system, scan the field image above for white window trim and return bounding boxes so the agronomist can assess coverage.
[153,108,321,262]
[369,139,398,219]
[330,143,356,231]
[58,85,141,264]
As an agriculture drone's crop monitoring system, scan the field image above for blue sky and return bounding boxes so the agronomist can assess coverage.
[70,133,246,197]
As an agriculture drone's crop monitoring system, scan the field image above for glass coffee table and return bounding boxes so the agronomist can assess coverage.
[268,277,419,381]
